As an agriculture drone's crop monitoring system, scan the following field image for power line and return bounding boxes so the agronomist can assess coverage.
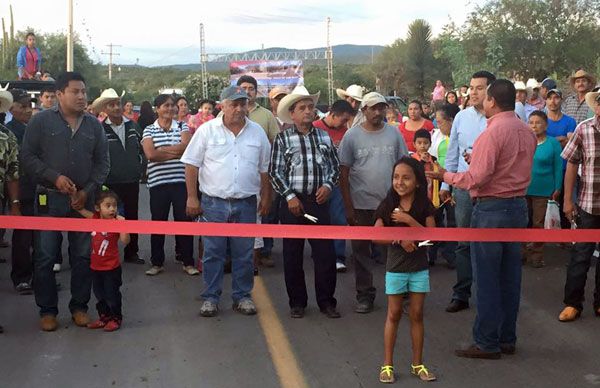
[101,43,121,80]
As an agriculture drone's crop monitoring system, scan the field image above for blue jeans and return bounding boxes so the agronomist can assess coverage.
[470,197,528,352]
[452,188,473,302]
[33,189,93,316]
[261,192,281,257]
[200,195,257,304]
[328,187,347,263]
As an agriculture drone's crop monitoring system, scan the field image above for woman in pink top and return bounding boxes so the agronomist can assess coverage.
[398,100,435,152]
[187,99,215,134]
[431,80,446,102]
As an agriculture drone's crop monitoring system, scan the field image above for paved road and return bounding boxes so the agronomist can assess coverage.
[0,186,599,387]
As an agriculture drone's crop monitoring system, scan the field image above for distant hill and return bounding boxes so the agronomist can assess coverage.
[163,44,385,71]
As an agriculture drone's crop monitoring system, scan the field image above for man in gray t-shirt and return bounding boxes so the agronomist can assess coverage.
[338,92,408,313]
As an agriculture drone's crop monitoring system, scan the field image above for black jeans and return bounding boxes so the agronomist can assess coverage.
[149,183,193,266]
[279,194,337,310]
[11,200,34,286]
[92,267,123,320]
[563,207,600,311]
[107,182,140,259]
[351,209,377,303]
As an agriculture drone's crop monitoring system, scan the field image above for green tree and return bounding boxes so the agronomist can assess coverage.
[405,19,436,99]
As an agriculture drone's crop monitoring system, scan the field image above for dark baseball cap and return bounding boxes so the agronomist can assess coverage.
[220,86,248,101]
[9,89,36,105]
[546,89,562,98]
[541,78,557,90]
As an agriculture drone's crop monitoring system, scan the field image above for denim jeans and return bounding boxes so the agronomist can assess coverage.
[328,187,347,264]
[563,207,600,311]
[279,194,337,309]
[92,266,122,319]
[452,188,473,302]
[200,195,257,304]
[261,191,281,257]
[470,197,528,352]
[429,202,457,266]
[149,183,193,266]
[33,189,93,316]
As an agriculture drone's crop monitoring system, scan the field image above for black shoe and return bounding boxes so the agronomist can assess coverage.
[290,307,305,318]
[320,305,341,319]
[354,301,374,314]
[500,344,516,355]
[445,299,469,313]
[124,254,145,265]
[253,267,259,276]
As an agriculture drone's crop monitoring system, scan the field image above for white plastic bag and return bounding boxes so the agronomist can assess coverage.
[544,200,561,230]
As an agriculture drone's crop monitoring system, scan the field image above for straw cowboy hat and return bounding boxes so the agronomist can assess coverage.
[91,88,125,112]
[584,91,600,111]
[0,83,13,113]
[336,84,364,101]
[570,69,597,86]
[513,81,527,91]
[277,85,320,125]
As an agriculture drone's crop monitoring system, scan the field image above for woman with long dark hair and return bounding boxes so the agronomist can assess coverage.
[398,100,434,153]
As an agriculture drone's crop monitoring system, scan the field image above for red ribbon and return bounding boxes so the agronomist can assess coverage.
[0,216,598,242]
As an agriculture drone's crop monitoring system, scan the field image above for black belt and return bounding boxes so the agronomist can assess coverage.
[473,196,525,203]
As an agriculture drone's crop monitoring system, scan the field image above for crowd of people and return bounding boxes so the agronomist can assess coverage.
[0,65,599,384]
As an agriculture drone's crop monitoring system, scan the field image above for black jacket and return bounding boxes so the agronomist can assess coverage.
[103,118,143,184]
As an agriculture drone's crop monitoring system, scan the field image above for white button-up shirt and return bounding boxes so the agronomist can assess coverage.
[181,116,271,199]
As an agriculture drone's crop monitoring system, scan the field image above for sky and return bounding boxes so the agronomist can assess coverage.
[6,0,485,66]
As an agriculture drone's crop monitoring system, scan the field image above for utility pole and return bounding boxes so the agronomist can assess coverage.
[66,0,74,71]
[101,43,121,81]
[326,17,334,106]
[199,23,208,99]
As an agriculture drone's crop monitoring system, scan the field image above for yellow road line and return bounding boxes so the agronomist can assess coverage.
[253,277,309,388]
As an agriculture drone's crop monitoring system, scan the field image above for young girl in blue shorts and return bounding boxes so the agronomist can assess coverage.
[374,156,437,384]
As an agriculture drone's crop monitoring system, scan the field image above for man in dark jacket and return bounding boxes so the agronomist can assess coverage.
[92,89,144,264]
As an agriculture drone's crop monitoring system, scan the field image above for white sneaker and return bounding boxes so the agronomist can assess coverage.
[53,264,61,273]
[336,262,347,273]
[145,266,164,276]
[233,299,257,315]
[593,249,600,258]
[183,265,200,276]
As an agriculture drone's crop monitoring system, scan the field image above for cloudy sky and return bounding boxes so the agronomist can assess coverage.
[6,0,484,66]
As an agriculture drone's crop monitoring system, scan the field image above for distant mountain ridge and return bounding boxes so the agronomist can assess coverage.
[161,44,384,71]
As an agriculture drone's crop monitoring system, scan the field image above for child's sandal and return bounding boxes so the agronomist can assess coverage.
[411,364,436,382]
[379,365,395,384]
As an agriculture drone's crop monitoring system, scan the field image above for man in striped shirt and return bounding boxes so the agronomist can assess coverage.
[269,86,341,319]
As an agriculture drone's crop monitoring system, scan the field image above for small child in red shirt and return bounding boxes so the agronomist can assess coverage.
[76,190,130,332]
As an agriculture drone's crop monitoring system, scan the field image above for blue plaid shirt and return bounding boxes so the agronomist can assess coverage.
[269,125,339,201]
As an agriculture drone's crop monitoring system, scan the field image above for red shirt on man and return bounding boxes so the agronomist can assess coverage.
[313,118,347,148]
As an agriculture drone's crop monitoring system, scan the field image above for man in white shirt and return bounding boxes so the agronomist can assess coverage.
[182,86,271,318]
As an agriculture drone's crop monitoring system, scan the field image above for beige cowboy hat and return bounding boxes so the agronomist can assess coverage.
[91,88,125,112]
[526,78,541,89]
[277,85,320,125]
[584,91,600,111]
[336,84,364,101]
[570,69,597,86]
[513,81,527,91]
[0,83,13,113]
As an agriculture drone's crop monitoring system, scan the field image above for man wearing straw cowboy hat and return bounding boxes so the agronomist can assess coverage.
[270,85,341,319]
[0,87,23,333]
[563,69,597,124]
[337,84,366,127]
[558,89,600,322]
[91,89,144,265]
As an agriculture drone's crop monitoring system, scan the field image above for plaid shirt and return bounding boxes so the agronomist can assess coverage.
[269,125,339,201]
[562,94,593,125]
[561,116,600,215]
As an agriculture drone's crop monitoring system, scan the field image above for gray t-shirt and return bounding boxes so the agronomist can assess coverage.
[338,123,408,210]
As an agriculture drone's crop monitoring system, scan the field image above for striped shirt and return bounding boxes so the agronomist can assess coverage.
[142,120,188,188]
[269,125,340,201]
[561,116,600,215]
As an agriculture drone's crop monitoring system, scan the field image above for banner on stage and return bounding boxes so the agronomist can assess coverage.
[229,60,304,97]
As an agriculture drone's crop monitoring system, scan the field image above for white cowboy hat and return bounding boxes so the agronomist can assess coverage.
[92,88,125,112]
[277,85,320,125]
[584,91,600,111]
[336,84,364,101]
[513,81,527,91]
[0,83,13,113]
[526,78,541,89]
